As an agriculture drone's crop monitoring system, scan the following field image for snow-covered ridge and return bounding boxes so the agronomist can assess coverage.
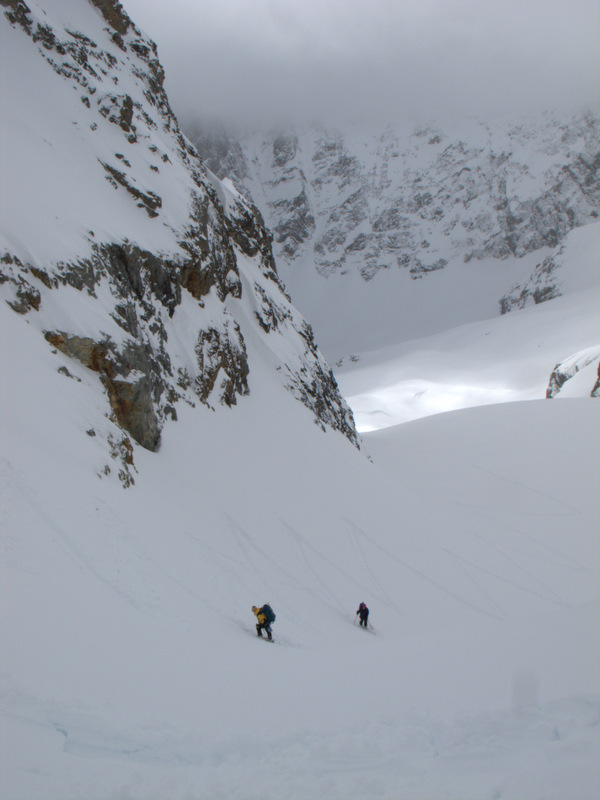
[0,0,359,476]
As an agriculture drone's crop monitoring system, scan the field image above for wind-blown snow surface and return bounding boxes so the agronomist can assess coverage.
[2,296,599,798]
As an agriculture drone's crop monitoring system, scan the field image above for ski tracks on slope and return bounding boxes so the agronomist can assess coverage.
[450,495,589,573]
[343,517,404,613]
[342,518,508,621]
[279,518,403,619]
[0,458,160,613]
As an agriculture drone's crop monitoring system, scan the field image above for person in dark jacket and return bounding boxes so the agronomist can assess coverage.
[356,602,369,627]
[252,605,273,640]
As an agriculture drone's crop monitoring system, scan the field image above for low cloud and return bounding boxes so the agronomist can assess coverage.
[123,0,600,127]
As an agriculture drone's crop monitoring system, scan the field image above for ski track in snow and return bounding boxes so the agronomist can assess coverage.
[450,498,589,573]
[344,517,402,613]
[469,462,582,516]
[3,338,599,800]
[280,518,374,613]
[342,518,506,621]
[5,397,598,799]
[443,546,568,613]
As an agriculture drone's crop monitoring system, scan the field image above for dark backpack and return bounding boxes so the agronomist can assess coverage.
[261,604,276,624]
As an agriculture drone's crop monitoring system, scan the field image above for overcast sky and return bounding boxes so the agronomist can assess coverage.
[122,0,599,127]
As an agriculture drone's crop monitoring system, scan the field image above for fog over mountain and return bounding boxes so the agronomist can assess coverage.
[122,0,600,127]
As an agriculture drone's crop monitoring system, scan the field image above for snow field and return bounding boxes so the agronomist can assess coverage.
[2,292,599,797]
[336,283,600,429]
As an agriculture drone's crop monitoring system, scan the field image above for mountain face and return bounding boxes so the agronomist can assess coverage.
[187,114,600,354]
[190,115,600,278]
[0,0,359,481]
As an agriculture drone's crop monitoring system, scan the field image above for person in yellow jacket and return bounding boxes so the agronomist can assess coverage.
[252,605,273,640]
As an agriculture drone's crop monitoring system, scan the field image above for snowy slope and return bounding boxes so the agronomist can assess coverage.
[0,0,191,264]
[2,301,599,798]
[337,288,600,430]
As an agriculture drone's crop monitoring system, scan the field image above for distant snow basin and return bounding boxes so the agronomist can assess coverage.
[336,288,600,430]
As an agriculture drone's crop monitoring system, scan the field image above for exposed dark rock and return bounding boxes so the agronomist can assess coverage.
[410,259,448,279]
[178,196,245,302]
[88,0,131,36]
[546,350,600,398]
[546,365,568,398]
[194,324,249,407]
[106,375,159,451]
[100,243,180,315]
[272,134,298,168]
[6,282,41,313]
[253,282,292,333]
[591,364,600,398]
[345,233,371,253]
[106,432,136,488]
[100,162,161,217]
[271,189,315,257]
[284,319,359,448]
[187,114,600,289]
[44,330,160,450]
[500,254,562,314]
[0,0,33,34]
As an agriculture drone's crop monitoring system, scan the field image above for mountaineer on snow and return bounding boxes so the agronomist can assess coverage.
[252,604,275,640]
[356,602,369,627]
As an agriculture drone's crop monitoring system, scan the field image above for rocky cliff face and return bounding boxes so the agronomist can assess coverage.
[0,0,359,485]
[188,113,599,290]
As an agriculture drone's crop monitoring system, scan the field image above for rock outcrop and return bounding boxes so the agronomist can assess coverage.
[592,364,600,398]
[499,253,563,314]
[545,346,600,398]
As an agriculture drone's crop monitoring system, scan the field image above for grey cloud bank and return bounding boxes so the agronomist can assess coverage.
[122,0,599,126]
